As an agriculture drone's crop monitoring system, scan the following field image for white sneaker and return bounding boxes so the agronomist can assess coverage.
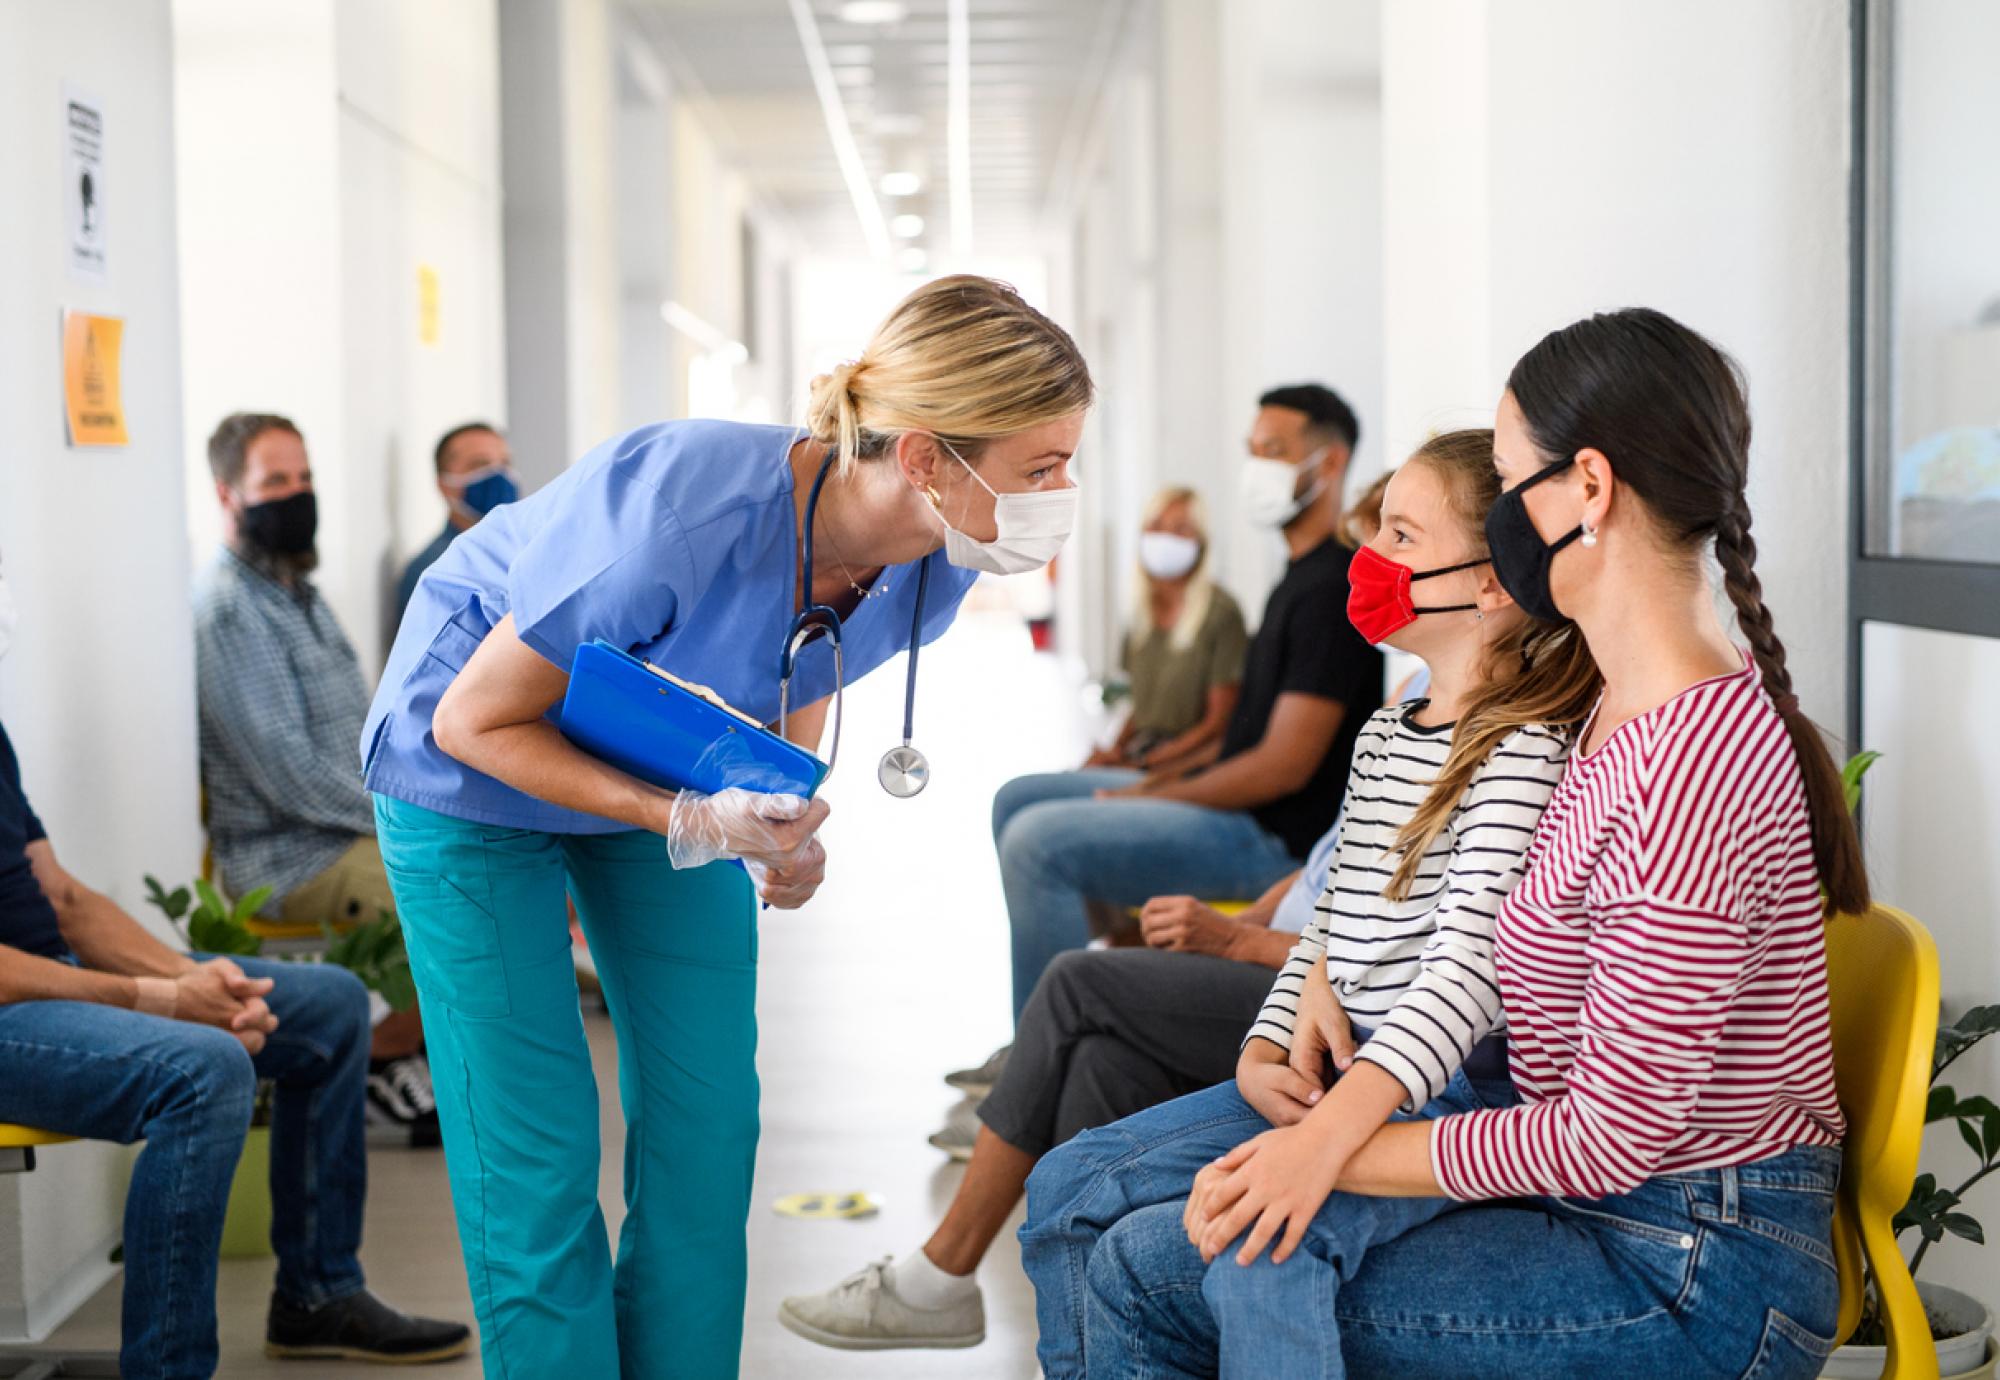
[778,1258,985,1351]
[943,1044,1011,1097]
[928,1100,980,1162]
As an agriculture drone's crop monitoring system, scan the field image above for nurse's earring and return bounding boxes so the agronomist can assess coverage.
[1580,522,1599,549]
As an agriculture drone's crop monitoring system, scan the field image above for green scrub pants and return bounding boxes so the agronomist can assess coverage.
[373,796,759,1379]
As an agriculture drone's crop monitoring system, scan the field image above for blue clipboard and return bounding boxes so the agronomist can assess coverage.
[558,640,828,799]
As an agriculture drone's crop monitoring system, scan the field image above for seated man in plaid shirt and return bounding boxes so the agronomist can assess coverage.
[193,412,437,1146]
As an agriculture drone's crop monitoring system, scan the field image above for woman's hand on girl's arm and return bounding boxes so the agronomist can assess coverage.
[1235,1036,1324,1128]
[1188,1059,1413,1267]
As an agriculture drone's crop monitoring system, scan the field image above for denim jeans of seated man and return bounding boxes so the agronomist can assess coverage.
[0,956,372,1380]
[991,769,1299,1023]
[1079,1142,1844,1380]
[1019,1058,1517,1380]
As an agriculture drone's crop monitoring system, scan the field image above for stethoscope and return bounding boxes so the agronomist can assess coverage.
[777,451,932,798]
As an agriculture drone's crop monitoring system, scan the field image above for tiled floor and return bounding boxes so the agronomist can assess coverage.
[34,606,1081,1378]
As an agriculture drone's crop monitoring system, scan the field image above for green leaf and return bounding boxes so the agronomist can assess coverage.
[1940,1213,1985,1245]
[1960,1118,1987,1161]
[144,875,168,907]
[193,878,227,925]
[167,887,190,920]
[1927,1086,1958,1123]
[1841,750,1882,814]
[187,910,260,957]
[1984,1108,2000,1164]
[379,966,419,1013]
[231,886,273,924]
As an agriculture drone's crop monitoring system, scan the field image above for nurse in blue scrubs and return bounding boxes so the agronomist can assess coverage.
[360,275,1092,1379]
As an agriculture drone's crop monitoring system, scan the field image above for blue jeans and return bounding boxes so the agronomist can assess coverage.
[1022,1070,1511,1379]
[0,957,372,1380]
[375,795,760,1380]
[993,770,1300,1022]
[1078,1138,1843,1378]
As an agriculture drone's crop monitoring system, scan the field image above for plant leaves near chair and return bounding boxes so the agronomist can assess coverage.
[1939,1212,1985,1245]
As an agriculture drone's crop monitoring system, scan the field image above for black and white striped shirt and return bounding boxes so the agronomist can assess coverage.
[1247,704,1570,1111]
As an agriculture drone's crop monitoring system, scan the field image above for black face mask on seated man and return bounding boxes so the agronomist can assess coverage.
[238,490,320,558]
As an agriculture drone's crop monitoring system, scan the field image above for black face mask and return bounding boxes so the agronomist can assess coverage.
[1483,458,1584,622]
[239,491,319,556]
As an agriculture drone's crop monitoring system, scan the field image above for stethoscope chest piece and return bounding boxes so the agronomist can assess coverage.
[877,744,930,798]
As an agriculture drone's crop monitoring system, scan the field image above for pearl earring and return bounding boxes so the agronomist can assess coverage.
[1581,523,1599,549]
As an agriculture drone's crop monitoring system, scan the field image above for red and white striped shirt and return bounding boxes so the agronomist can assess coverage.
[1431,658,1845,1201]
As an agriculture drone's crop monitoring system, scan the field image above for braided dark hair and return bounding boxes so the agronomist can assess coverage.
[1507,308,1868,916]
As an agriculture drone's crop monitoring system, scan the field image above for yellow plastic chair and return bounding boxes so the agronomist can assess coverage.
[0,1124,77,1174]
[0,1126,121,1374]
[1824,903,1942,1380]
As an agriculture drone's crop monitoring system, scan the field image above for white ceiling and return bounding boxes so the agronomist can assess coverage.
[623,0,1129,260]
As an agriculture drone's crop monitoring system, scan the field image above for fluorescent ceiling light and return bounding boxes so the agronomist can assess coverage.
[891,213,925,238]
[880,170,923,196]
[660,301,750,365]
[946,0,972,257]
[839,1,908,23]
[786,0,892,259]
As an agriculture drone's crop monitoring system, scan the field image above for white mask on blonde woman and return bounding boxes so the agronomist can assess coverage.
[929,437,1080,576]
[1139,532,1200,580]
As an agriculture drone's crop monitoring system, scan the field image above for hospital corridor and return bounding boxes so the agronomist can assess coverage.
[1,1,1997,1378]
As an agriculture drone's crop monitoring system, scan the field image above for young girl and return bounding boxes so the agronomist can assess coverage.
[1018,428,1601,1377]
[1083,309,1861,1380]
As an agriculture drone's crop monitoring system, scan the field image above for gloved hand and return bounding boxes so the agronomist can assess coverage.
[746,836,827,909]
[665,789,830,871]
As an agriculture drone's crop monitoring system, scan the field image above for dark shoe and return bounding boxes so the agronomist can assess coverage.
[266,1289,471,1364]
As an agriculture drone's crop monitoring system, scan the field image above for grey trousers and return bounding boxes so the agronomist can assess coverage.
[978,947,1279,1158]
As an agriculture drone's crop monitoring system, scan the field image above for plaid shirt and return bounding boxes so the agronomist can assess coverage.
[194,548,373,915]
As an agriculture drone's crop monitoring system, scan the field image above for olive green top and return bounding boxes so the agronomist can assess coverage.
[1122,585,1250,741]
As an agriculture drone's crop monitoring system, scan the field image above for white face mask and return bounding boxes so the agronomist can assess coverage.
[1239,446,1329,528]
[928,437,1080,576]
[1139,532,1201,580]
[0,572,17,662]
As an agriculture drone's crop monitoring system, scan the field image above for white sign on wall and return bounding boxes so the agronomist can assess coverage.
[64,83,106,281]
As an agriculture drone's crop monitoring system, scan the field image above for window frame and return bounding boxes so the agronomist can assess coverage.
[1845,0,2000,750]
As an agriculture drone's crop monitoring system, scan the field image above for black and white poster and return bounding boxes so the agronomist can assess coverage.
[65,83,105,280]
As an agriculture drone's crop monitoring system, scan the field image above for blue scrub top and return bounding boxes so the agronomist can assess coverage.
[362,419,980,833]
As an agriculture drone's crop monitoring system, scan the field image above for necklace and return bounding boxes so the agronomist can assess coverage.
[815,496,887,600]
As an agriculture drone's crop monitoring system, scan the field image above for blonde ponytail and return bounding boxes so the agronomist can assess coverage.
[804,275,1093,477]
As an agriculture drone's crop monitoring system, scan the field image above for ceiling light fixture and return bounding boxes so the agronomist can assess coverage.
[891,213,925,238]
[786,0,891,259]
[880,170,923,196]
[838,1,907,24]
[946,0,973,258]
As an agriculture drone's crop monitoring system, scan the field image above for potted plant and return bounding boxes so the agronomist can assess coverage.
[1821,1004,2000,1378]
[1823,751,2000,1379]
[141,876,419,1257]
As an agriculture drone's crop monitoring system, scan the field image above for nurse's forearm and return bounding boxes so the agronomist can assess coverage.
[438,716,675,835]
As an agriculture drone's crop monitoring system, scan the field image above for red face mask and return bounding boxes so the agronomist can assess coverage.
[1345,543,1488,644]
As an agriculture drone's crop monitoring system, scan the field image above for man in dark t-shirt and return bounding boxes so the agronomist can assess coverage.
[0,697,468,1373]
[988,384,1383,1025]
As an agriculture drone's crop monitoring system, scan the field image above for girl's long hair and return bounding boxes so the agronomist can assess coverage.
[1383,429,1603,901]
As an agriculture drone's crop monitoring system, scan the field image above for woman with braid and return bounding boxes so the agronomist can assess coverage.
[1070,309,1865,1380]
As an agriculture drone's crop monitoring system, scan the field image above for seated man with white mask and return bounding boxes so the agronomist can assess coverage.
[947,385,1383,1094]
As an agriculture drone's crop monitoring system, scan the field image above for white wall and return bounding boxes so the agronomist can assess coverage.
[0,0,189,1337]
[175,0,507,668]
[1381,0,1850,721]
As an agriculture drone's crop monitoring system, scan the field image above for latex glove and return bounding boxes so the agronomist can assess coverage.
[746,836,827,909]
[665,789,830,870]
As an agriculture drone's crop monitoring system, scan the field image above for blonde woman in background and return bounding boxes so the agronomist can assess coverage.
[1086,487,1247,773]
[360,276,1092,1378]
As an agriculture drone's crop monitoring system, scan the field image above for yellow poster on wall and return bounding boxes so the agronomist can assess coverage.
[62,310,128,446]
[417,264,440,345]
